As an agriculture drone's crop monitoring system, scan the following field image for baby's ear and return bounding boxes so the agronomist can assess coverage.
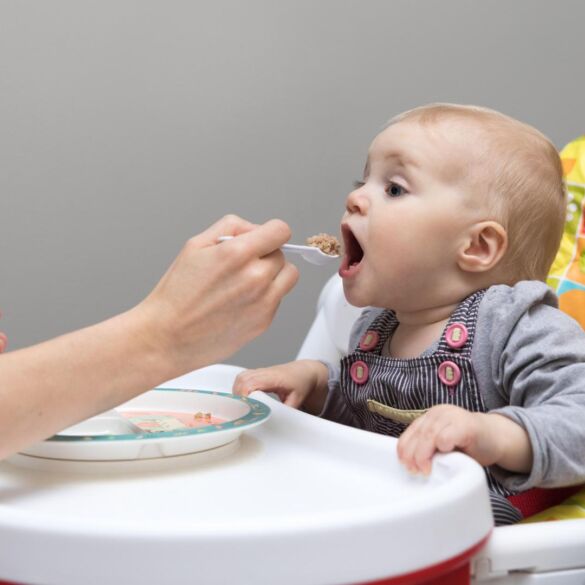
[457,221,508,273]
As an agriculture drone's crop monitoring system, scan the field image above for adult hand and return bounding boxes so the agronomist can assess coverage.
[0,215,298,459]
[138,215,299,378]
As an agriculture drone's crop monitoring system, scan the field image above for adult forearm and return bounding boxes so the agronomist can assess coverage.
[0,306,166,460]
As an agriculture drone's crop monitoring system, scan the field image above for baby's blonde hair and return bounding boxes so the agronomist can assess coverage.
[388,104,566,282]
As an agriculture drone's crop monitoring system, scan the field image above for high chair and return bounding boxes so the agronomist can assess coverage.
[161,272,585,584]
[1,139,584,585]
[296,273,585,584]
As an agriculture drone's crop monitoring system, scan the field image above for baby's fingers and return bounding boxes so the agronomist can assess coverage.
[413,422,464,475]
[397,417,427,474]
[232,368,287,402]
[232,370,266,397]
[398,415,450,476]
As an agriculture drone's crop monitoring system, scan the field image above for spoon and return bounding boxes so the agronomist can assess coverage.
[58,410,144,437]
[217,236,340,266]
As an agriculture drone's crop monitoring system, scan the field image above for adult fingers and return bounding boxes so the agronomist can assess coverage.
[239,247,290,295]
[233,257,298,321]
[267,261,300,302]
[228,218,292,259]
[189,214,258,249]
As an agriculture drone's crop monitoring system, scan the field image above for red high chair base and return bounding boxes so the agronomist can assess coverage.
[358,534,490,585]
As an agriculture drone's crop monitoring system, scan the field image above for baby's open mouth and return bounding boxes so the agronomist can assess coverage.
[340,224,364,274]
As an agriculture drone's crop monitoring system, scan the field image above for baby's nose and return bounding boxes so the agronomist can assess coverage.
[345,188,369,214]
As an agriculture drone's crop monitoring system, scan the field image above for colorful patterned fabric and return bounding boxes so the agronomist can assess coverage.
[548,135,585,326]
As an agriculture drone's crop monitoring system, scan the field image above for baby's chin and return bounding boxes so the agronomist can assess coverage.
[341,282,375,308]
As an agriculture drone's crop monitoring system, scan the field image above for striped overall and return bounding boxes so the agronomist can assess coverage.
[339,290,523,525]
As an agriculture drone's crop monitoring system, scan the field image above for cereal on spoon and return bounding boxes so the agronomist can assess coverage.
[306,233,341,256]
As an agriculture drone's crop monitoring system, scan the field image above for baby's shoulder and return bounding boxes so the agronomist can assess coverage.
[481,280,558,314]
[478,281,581,344]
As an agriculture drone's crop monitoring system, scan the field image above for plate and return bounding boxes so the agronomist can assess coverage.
[18,389,271,461]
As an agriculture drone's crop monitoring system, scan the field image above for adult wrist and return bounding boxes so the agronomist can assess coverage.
[123,302,177,387]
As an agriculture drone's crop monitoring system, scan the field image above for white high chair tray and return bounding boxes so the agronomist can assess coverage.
[17,389,270,462]
[0,387,492,585]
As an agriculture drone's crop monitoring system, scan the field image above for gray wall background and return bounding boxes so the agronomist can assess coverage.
[1,0,584,370]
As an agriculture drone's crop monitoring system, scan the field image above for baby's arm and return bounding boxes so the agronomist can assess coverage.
[233,360,329,413]
[397,405,532,475]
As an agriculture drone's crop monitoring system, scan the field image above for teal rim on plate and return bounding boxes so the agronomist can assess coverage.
[48,389,271,442]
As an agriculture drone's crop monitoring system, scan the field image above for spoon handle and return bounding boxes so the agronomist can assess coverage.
[217,236,306,255]
[279,244,309,253]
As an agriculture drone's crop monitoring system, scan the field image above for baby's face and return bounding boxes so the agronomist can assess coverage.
[339,120,484,310]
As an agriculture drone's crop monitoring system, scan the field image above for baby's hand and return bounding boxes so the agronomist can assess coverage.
[397,405,503,475]
[233,360,328,411]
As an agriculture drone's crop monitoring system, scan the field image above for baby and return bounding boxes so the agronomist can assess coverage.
[234,104,585,525]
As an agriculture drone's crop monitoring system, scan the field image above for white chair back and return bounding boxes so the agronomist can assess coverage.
[296,274,362,362]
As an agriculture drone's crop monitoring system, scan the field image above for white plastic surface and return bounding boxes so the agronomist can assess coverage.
[0,387,492,585]
[472,520,585,582]
[160,363,246,391]
[296,274,362,361]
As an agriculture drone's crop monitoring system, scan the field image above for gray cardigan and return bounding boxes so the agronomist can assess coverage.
[321,281,585,491]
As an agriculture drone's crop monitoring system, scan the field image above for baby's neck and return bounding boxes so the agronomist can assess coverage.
[393,302,458,327]
[386,302,459,359]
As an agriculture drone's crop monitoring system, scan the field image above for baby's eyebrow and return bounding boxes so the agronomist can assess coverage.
[383,151,420,170]
[363,150,420,180]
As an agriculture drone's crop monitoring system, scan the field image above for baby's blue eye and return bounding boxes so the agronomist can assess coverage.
[386,182,406,197]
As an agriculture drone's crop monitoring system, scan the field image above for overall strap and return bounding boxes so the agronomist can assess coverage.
[436,289,487,358]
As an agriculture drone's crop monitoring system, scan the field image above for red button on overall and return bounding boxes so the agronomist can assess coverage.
[359,330,380,351]
[445,322,468,349]
[350,360,369,384]
[437,360,461,387]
